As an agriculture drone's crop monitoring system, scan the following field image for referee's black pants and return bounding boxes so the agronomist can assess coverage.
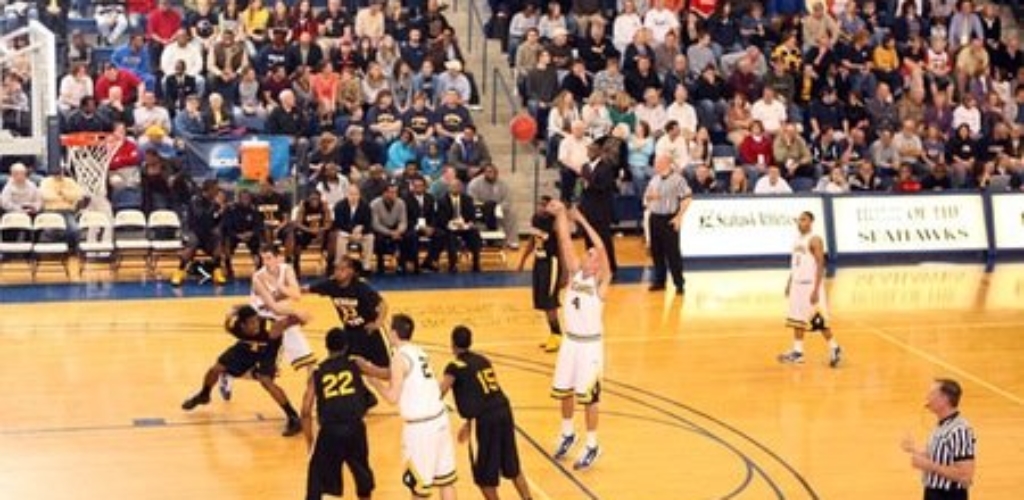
[649,212,684,289]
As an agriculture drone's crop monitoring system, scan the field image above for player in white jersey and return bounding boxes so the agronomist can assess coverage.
[363,314,457,499]
[217,244,317,404]
[547,200,609,471]
[778,212,842,367]
[251,244,317,371]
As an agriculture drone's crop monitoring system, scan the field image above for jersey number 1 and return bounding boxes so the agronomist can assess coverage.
[572,296,581,310]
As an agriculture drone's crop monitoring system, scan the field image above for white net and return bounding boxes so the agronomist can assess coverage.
[67,140,115,199]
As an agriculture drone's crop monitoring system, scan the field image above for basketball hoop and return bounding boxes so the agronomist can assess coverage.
[61,132,113,199]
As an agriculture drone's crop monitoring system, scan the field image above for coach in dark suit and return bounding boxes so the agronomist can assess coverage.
[403,177,443,273]
[579,142,619,276]
[435,180,481,273]
[331,184,374,272]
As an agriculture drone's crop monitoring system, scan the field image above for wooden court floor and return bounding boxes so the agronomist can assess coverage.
[1,263,1023,499]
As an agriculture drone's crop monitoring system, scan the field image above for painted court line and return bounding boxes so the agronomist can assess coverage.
[856,321,1024,407]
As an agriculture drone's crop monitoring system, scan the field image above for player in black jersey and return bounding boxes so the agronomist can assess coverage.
[440,326,533,500]
[517,196,565,353]
[304,255,391,372]
[287,190,333,278]
[302,328,376,500]
[181,305,303,436]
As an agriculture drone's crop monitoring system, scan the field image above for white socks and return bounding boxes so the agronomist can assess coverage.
[561,419,574,437]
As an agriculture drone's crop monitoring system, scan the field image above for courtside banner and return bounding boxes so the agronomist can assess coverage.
[991,193,1024,250]
[679,196,828,257]
[831,195,987,253]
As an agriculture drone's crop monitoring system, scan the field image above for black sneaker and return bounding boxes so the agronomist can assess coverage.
[181,393,211,411]
[282,417,302,437]
[573,445,601,470]
[553,433,576,460]
[829,346,843,368]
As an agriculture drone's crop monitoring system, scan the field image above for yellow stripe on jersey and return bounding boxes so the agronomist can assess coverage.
[292,354,318,369]
[576,378,601,405]
[434,470,458,486]
[550,387,574,400]
[403,462,432,497]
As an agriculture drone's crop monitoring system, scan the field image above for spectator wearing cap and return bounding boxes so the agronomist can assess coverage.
[546,27,575,75]
[207,29,249,105]
[436,60,472,105]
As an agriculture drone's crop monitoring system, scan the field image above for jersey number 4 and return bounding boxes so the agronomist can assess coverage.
[322,370,356,399]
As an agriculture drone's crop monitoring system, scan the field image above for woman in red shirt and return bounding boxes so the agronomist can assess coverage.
[738,120,773,171]
[310,61,340,123]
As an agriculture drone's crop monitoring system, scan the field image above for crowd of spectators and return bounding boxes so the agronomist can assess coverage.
[1,0,524,279]
[497,0,1023,198]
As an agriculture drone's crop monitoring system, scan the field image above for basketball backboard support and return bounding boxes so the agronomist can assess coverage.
[0,19,59,169]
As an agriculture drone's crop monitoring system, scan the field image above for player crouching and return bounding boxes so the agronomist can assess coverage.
[181,305,305,436]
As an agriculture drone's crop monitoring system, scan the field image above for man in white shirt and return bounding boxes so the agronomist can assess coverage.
[753,165,794,194]
[557,120,592,201]
[634,88,667,134]
[654,121,690,171]
[160,30,206,96]
[751,87,789,135]
[665,86,698,138]
[612,0,644,54]
[643,0,679,47]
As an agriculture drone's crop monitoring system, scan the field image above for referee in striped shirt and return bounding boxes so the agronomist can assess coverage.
[902,378,977,500]
[643,155,692,294]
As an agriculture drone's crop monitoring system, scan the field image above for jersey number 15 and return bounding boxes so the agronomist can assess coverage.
[476,367,500,394]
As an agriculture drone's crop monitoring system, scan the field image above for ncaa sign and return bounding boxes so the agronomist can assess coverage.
[678,196,828,257]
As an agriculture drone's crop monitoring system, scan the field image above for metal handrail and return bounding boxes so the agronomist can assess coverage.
[465,0,488,95]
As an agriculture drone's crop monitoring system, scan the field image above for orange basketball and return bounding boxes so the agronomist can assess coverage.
[509,113,538,143]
